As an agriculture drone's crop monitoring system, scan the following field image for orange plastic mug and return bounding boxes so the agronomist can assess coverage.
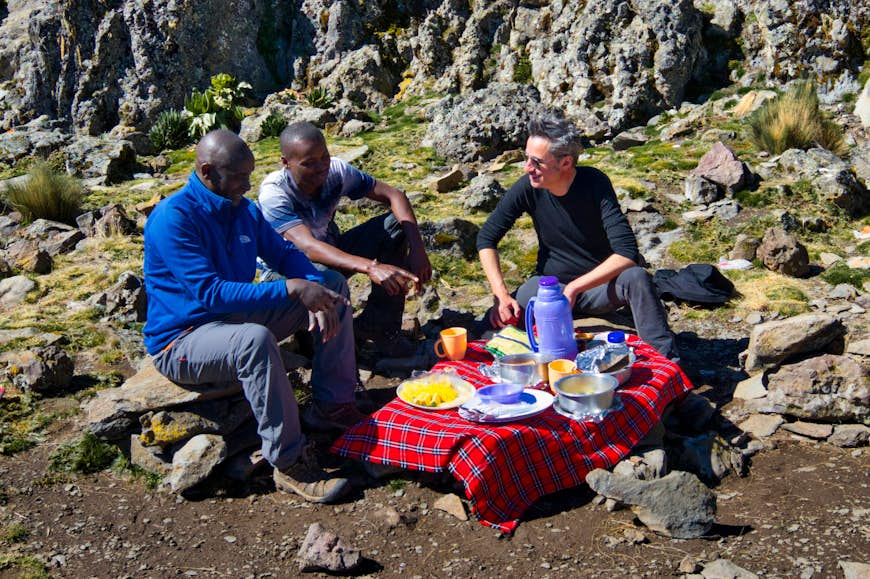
[434,327,468,361]
[548,359,578,393]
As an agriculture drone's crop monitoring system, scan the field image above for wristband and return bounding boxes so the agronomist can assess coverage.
[305,274,325,285]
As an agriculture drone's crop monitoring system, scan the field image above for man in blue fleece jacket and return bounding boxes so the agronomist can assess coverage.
[143,130,361,503]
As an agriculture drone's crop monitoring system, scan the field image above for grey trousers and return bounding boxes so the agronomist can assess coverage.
[516,267,679,361]
[151,270,358,470]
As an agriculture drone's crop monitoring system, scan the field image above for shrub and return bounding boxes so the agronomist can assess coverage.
[820,263,870,290]
[183,73,251,139]
[148,110,191,152]
[48,431,119,474]
[4,162,83,225]
[260,112,288,138]
[748,80,845,155]
[305,87,334,109]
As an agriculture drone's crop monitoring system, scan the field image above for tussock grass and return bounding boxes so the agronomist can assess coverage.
[729,271,809,317]
[48,431,119,474]
[0,554,50,579]
[748,81,845,155]
[4,162,84,225]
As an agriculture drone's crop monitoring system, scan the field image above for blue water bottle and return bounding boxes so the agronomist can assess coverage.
[525,276,578,360]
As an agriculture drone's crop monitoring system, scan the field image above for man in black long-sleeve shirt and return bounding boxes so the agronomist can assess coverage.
[476,113,679,361]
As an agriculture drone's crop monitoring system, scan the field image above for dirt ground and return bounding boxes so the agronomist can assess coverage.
[2,341,868,578]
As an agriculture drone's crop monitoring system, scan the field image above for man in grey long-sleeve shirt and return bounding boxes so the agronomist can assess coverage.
[476,113,679,361]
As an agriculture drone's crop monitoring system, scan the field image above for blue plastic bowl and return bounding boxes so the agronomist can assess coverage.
[477,383,524,405]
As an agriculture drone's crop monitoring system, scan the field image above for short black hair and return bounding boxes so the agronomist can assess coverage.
[280,121,325,151]
[527,112,582,162]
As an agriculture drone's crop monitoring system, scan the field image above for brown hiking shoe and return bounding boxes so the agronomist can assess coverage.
[273,445,350,503]
[302,400,368,432]
[355,325,418,358]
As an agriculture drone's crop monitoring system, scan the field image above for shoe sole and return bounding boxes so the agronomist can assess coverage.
[274,475,350,503]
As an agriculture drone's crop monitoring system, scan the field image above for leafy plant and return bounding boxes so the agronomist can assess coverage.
[748,80,845,155]
[305,87,334,109]
[3,162,84,225]
[148,110,191,152]
[0,392,51,456]
[260,112,288,138]
[183,74,251,139]
[48,431,119,474]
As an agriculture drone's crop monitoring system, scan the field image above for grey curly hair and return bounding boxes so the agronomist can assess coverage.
[527,112,582,162]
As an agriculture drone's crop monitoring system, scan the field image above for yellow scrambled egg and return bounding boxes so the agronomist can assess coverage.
[402,380,458,407]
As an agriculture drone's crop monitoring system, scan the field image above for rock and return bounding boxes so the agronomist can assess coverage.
[86,271,147,323]
[757,227,809,277]
[743,313,845,373]
[829,283,858,300]
[40,230,84,257]
[139,410,222,448]
[819,252,842,267]
[431,167,464,193]
[585,469,716,539]
[691,142,750,193]
[729,234,760,261]
[613,449,667,481]
[762,355,869,423]
[733,374,767,400]
[297,522,361,574]
[847,256,870,270]
[781,421,833,440]
[160,434,227,494]
[19,249,53,274]
[85,359,242,440]
[684,174,721,205]
[0,346,74,392]
[856,79,870,128]
[744,312,764,326]
[739,414,784,438]
[433,493,468,521]
[339,119,374,137]
[611,127,649,151]
[461,174,504,213]
[129,434,173,477]
[418,218,480,260]
[220,449,266,482]
[669,433,746,484]
[828,424,870,448]
[778,148,868,216]
[847,338,870,357]
[732,90,778,117]
[701,558,758,579]
[839,561,870,579]
[678,555,701,574]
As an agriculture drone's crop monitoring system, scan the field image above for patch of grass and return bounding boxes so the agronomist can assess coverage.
[513,51,532,84]
[48,431,120,474]
[149,110,191,152]
[3,162,84,225]
[0,393,51,456]
[111,454,163,490]
[260,112,288,138]
[387,478,406,492]
[0,554,50,579]
[2,522,28,544]
[820,263,870,290]
[748,80,845,155]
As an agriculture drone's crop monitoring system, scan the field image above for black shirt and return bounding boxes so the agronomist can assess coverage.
[476,166,640,284]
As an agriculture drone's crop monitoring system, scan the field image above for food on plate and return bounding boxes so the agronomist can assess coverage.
[401,379,459,407]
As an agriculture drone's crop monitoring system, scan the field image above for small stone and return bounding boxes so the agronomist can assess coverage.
[781,421,833,440]
[678,555,700,574]
[433,493,467,521]
[839,561,870,579]
[739,414,783,438]
[745,312,764,325]
[733,374,767,400]
[741,440,765,457]
[819,252,842,266]
[846,338,870,357]
[829,424,870,448]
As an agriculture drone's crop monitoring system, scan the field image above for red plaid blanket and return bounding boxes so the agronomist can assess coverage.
[332,336,693,534]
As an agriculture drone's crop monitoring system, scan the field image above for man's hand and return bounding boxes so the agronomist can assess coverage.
[285,279,349,342]
[407,244,432,290]
[489,294,522,329]
[307,309,340,342]
[367,260,419,296]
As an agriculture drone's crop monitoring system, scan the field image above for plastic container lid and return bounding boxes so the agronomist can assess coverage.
[606,331,626,344]
[539,276,559,287]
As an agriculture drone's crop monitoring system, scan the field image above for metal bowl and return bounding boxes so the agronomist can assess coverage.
[552,373,619,417]
[576,350,636,386]
[490,352,553,387]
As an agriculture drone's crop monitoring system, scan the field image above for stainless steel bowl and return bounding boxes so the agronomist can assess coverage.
[490,353,552,386]
[552,373,619,417]
[576,350,636,386]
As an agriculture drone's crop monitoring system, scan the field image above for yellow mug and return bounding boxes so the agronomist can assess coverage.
[548,359,578,393]
[434,327,467,361]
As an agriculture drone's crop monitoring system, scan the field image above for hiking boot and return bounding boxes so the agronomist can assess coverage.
[355,325,418,358]
[303,400,368,432]
[273,445,350,503]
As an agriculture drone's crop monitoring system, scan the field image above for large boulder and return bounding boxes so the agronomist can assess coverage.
[757,227,809,277]
[744,313,845,373]
[777,148,869,216]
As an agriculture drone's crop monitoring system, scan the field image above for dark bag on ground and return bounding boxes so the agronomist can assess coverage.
[653,263,734,305]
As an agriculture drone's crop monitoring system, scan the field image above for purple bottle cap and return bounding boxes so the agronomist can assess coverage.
[539,276,559,287]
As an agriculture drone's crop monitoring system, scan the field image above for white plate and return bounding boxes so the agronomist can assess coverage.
[458,389,555,423]
[396,373,476,410]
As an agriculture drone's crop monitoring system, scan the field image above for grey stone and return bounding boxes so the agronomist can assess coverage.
[684,174,721,205]
[744,313,845,373]
[829,283,858,300]
[129,434,173,477]
[829,424,870,448]
[461,174,504,213]
[781,421,833,440]
[418,218,480,260]
[160,434,227,494]
[847,338,870,357]
[839,561,870,579]
[0,275,36,306]
[297,523,361,573]
[139,410,222,448]
[857,79,870,128]
[734,374,767,400]
[612,127,649,151]
[729,234,760,261]
[433,493,467,521]
[701,558,758,579]
[820,252,843,267]
[0,346,74,393]
[431,168,464,193]
[691,142,749,193]
[745,312,764,326]
[585,469,716,539]
[763,355,869,423]
[669,433,746,484]
[738,414,784,438]
[757,227,809,277]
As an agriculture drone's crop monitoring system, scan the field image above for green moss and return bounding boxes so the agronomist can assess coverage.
[0,393,51,456]
[513,51,532,84]
[820,263,870,290]
[2,522,28,543]
[764,284,807,302]
[0,554,50,579]
[48,431,120,474]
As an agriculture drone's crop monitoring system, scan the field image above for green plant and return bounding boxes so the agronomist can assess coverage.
[820,263,870,290]
[0,554,50,579]
[148,110,191,152]
[513,52,532,84]
[3,522,28,543]
[183,74,251,139]
[0,393,51,456]
[260,112,288,138]
[48,431,119,474]
[305,87,334,109]
[748,80,846,155]
[4,162,83,225]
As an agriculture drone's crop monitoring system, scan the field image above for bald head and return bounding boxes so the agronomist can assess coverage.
[195,130,255,206]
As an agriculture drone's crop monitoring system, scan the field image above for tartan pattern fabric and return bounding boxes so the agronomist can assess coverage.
[332,336,693,534]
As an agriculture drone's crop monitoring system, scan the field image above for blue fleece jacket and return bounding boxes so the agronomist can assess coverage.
[143,172,317,355]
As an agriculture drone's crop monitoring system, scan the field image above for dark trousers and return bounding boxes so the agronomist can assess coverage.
[515,267,679,361]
